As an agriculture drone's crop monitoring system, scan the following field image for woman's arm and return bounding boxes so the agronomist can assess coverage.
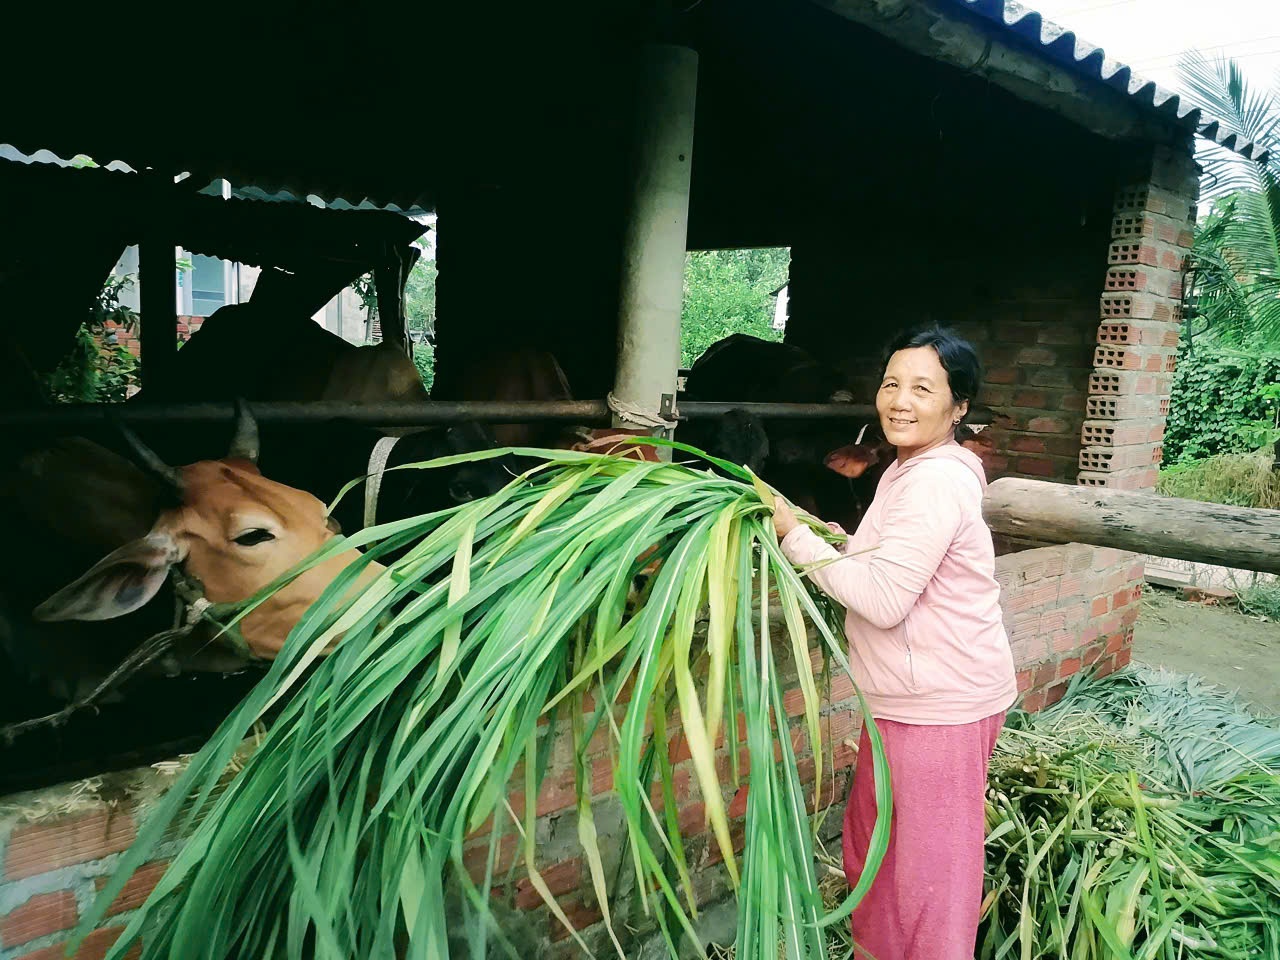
[778,466,964,629]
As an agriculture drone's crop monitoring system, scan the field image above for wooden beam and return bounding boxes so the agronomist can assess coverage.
[138,176,178,394]
[983,477,1280,576]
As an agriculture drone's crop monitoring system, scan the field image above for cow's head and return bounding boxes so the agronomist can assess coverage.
[33,408,370,660]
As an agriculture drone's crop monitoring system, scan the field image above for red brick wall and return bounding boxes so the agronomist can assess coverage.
[0,804,160,959]
[98,316,205,360]
[997,544,1141,712]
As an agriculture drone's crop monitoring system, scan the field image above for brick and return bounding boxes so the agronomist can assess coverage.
[14,926,140,960]
[1078,467,1158,491]
[1057,656,1083,680]
[4,811,136,881]
[1026,416,1072,434]
[1087,370,1173,399]
[1015,669,1033,693]
[91,861,168,917]
[1009,636,1047,667]
[1090,595,1110,617]
[678,802,706,837]
[515,857,581,909]
[721,783,749,820]
[1056,572,1086,600]
[1033,663,1057,688]
[1008,435,1047,454]
[1099,291,1181,322]
[1093,654,1119,680]
[1017,347,1059,366]
[547,896,604,942]
[1012,390,1051,409]
[2,892,77,948]
[1096,320,1180,348]
[1080,419,1164,448]
[463,834,520,883]
[1021,690,1047,713]
[1079,443,1161,473]
[1115,646,1134,669]
[1038,610,1068,633]
[1093,344,1177,373]
[1015,457,1063,478]
[1044,680,1070,707]
[1051,629,1081,654]
[986,366,1018,385]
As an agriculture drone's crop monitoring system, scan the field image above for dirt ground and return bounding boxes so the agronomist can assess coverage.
[1133,586,1280,716]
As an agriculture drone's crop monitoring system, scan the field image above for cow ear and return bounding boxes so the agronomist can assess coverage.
[34,533,184,623]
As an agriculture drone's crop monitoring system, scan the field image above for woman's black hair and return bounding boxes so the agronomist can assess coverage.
[881,325,982,406]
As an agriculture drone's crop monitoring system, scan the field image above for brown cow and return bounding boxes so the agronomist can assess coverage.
[33,412,374,662]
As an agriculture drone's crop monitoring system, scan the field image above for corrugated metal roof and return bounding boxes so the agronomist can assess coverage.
[950,0,1270,162]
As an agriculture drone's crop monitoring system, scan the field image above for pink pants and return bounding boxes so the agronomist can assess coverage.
[842,712,1005,960]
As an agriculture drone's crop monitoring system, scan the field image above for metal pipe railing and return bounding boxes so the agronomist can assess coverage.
[0,400,878,430]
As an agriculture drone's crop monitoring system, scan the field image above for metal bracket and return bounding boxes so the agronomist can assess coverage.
[660,393,677,420]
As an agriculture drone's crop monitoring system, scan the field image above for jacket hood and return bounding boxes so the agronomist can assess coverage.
[894,441,988,490]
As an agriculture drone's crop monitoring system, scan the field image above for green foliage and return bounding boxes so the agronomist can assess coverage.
[40,273,141,404]
[981,666,1280,959]
[350,257,436,338]
[681,248,790,367]
[404,255,437,336]
[1163,339,1280,463]
[1237,580,1280,620]
[1178,56,1280,346]
[413,340,436,393]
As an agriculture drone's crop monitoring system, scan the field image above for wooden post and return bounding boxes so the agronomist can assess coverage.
[138,175,178,394]
[611,43,698,449]
[374,244,413,357]
[983,477,1280,575]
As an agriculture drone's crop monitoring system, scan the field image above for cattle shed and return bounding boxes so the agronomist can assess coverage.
[0,0,1267,956]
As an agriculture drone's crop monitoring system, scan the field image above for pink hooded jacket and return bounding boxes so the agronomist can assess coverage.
[779,442,1017,725]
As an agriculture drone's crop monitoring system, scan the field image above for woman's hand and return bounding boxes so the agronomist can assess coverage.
[772,498,801,538]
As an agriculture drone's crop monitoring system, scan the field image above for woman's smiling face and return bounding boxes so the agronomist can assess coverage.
[876,346,968,461]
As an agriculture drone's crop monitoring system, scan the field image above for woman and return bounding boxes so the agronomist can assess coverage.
[772,326,1017,960]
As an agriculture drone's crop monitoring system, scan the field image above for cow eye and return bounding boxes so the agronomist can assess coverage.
[233,528,276,547]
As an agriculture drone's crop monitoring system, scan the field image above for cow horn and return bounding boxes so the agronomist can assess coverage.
[227,399,259,463]
[117,423,184,499]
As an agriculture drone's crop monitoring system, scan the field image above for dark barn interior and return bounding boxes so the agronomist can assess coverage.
[0,0,1209,790]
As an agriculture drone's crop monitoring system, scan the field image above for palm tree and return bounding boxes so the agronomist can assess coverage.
[1178,56,1280,346]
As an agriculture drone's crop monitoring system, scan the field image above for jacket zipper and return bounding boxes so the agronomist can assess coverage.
[904,620,918,690]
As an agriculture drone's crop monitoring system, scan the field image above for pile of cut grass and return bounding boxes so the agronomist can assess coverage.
[980,666,1280,959]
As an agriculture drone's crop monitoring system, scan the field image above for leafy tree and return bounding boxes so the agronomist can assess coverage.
[1179,56,1280,346]
[404,257,437,337]
[680,248,790,367]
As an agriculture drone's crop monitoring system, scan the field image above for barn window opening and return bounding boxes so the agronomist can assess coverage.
[680,247,790,370]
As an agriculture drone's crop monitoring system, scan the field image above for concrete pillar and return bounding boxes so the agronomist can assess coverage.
[611,44,698,442]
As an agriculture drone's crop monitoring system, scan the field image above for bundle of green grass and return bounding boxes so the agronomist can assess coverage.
[75,447,890,960]
[980,666,1280,959]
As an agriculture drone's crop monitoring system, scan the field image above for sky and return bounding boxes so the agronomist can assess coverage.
[1021,0,1280,98]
